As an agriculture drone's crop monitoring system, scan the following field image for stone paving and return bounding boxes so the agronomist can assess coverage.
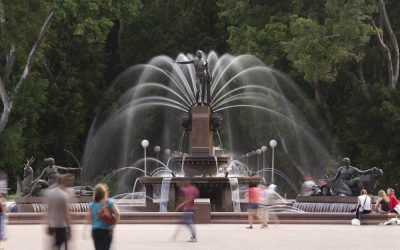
[2,224,400,250]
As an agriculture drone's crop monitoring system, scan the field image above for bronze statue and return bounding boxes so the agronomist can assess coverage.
[24,157,80,196]
[326,157,382,196]
[21,157,35,196]
[175,50,212,105]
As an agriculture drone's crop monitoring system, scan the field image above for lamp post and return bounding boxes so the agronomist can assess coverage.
[256,149,261,175]
[246,153,249,166]
[165,148,171,157]
[269,139,277,183]
[251,151,256,174]
[154,146,161,168]
[141,139,149,176]
[261,145,267,170]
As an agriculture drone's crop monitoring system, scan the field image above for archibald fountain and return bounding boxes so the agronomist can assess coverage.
[7,50,392,226]
[80,50,384,215]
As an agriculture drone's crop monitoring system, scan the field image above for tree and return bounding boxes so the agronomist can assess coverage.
[285,0,374,102]
[0,1,53,134]
[368,0,399,91]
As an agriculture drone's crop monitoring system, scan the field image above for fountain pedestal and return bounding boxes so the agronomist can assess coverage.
[190,106,213,156]
[173,105,231,177]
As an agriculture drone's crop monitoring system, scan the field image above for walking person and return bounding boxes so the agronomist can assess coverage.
[0,192,5,249]
[245,183,266,228]
[173,182,199,242]
[356,189,372,222]
[257,184,268,228]
[46,174,74,250]
[0,173,7,246]
[85,183,120,250]
[387,188,400,214]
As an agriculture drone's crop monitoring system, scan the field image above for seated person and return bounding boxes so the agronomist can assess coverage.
[356,189,372,220]
[387,188,400,214]
[375,190,390,214]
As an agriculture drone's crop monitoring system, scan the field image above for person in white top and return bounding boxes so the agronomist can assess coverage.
[46,174,74,250]
[356,189,372,221]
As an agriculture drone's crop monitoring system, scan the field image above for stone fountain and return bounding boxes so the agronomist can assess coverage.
[80,50,350,214]
[140,102,263,212]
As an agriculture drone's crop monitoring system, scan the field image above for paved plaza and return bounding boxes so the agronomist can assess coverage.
[2,224,400,250]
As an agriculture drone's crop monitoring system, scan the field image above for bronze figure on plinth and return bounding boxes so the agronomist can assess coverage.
[175,50,212,105]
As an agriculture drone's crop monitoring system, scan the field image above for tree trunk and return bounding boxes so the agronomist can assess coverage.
[0,0,4,23]
[0,77,10,134]
[349,53,370,99]
[379,0,399,90]
[0,11,54,135]
[12,11,54,96]
[117,19,126,67]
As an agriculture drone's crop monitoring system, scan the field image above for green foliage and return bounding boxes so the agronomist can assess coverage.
[120,0,226,65]
[219,0,291,67]
[285,0,374,85]
[0,122,25,178]
[1,0,400,194]
[227,22,290,66]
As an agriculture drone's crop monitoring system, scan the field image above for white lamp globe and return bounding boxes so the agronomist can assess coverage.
[256,149,261,155]
[165,148,171,155]
[261,145,267,152]
[154,146,161,153]
[141,139,149,148]
[269,139,277,148]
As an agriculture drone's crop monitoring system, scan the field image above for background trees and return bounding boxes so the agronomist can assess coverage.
[1,0,400,192]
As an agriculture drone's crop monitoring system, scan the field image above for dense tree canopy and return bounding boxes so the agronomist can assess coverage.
[1,0,400,193]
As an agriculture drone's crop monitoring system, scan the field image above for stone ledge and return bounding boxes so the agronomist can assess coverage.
[296,195,380,203]
[6,211,397,225]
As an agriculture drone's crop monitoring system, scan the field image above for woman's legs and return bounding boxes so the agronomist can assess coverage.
[92,229,112,250]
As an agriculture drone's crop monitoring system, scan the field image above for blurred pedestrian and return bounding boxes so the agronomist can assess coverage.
[257,184,268,228]
[85,183,120,250]
[46,174,74,250]
[245,183,266,228]
[387,188,400,214]
[173,182,199,242]
[0,174,7,246]
[0,196,4,249]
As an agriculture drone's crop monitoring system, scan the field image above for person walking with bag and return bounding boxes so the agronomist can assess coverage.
[85,183,120,250]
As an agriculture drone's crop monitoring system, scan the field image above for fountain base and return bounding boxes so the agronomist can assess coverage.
[10,196,92,213]
[139,176,264,212]
[293,196,379,213]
